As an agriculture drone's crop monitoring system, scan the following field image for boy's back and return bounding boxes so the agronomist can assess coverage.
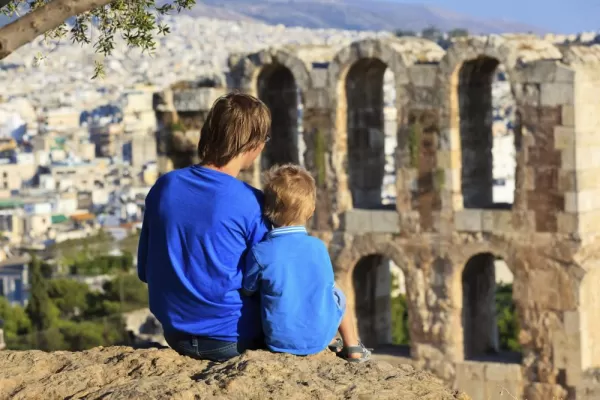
[244,226,343,355]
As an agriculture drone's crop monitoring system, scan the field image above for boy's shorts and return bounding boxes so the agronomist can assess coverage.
[333,285,346,325]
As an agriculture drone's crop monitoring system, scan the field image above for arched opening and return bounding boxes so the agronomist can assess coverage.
[346,59,397,209]
[458,57,518,209]
[462,253,521,363]
[352,254,410,354]
[257,64,299,170]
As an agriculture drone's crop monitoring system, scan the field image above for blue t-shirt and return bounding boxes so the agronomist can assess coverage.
[242,226,343,355]
[137,165,269,342]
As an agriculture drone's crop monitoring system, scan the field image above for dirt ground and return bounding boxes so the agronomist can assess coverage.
[0,346,469,399]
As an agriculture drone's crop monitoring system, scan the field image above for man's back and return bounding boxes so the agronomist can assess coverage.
[138,165,268,342]
[245,227,343,355]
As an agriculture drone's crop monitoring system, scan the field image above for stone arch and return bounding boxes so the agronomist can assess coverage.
[453,244,516,278]
[256,64,300,169]
[335,238,412,280]
[233,48,312,95]
[334,238,413,348]
[328,38,407,212]
[328,37,444,212]
[228,48,313,184]
[438,36,562,209]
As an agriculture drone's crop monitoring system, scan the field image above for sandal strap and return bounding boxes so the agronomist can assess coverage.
[328,337,343,352]
[342,342,371,356]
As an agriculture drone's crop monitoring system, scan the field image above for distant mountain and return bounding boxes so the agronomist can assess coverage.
[186,0,544,34]
[0,0,544,34]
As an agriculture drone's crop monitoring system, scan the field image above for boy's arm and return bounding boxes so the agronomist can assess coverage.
[241,249,262,296]
[137,211,149,283]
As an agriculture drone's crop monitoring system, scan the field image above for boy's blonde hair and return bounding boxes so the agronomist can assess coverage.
[263,164,316,227]
[197,92,271,167]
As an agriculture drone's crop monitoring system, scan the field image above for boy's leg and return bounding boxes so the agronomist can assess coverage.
[338,311,362,359]
[333,286,367,360]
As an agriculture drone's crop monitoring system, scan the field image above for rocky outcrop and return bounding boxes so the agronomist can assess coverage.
[0,346,467,400]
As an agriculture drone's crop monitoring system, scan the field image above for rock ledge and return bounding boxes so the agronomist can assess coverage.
[0,346,469,399]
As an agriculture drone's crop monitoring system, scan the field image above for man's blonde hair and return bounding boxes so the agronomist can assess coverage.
[263,164,316,227]
[197,92,271,167]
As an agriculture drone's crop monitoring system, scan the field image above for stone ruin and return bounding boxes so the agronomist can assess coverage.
[153,35,600,400]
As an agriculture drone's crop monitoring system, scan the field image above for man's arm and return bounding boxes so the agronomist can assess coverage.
[241,249,262,296]
[137,211,149,283]
[247,212,270,247]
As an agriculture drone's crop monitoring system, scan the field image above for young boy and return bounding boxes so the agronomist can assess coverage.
[242,164,371,362]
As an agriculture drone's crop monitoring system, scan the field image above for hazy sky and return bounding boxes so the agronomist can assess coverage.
[396,0,599,33]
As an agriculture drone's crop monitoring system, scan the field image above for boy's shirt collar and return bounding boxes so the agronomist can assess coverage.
[267,226,307,239]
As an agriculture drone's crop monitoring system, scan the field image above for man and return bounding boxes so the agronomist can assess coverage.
[137,92,271,361]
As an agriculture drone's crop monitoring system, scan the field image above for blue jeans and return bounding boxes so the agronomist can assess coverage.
[164,331,264,362]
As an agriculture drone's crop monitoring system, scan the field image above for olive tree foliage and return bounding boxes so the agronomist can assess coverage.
[0,0,197,78]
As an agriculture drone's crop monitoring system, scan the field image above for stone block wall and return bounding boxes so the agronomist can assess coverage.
[154,84,226,174]
[158,37,600,400]
[455,361,523,400]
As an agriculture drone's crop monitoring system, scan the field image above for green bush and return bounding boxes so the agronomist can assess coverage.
[102,274,149,308]
[57,316,128,351]
[496,283,521,352]
[48,279,90,318]
[69,253,134,276]
[0,297,32,347]
[391,293,410,345]
[390,279,410,345]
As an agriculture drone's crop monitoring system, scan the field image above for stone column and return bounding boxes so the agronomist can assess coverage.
[403,64,442,232]
[511,57,590,399]
[516,61,573,234]
[304,108,334,231]
[564,54,600,399]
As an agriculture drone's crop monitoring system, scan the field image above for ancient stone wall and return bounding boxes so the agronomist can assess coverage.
[154,36,600,400]
[154,80,226,174]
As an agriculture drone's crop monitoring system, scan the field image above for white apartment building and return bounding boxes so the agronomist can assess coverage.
[43,107,80,132]
[39,161,106,192]
[0,161,36,196]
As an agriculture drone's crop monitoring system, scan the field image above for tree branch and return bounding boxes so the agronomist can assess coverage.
[0,0,114,60]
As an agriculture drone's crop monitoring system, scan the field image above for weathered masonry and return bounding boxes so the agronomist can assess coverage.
[157,36,600,400]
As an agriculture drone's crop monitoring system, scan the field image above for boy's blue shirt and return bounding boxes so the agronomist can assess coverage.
[243,226,343,355]
[137,165,269,342]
